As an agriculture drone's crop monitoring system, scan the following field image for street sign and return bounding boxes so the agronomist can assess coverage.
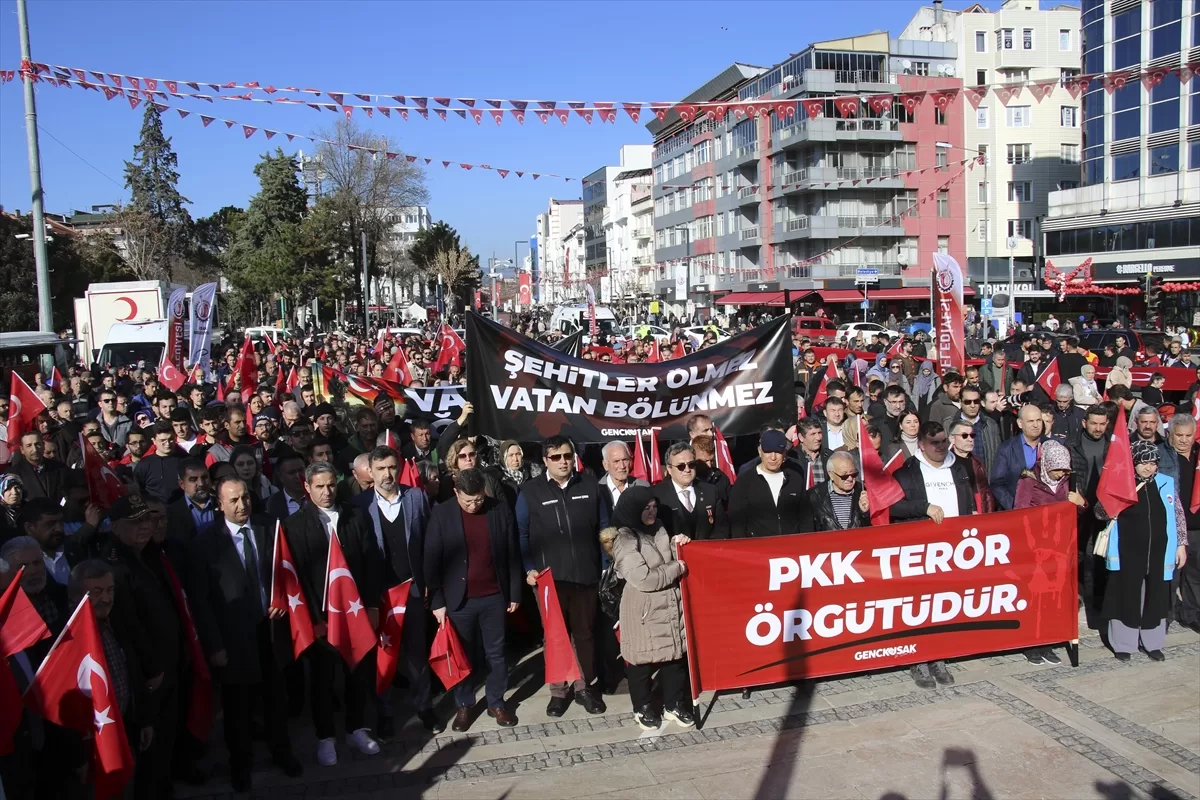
[854,267,879,284]
[753,282,780,292]
[860,300,870,309]
[981,299,993,317]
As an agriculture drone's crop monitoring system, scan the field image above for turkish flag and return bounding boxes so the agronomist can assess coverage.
[428,619,472,690]
[1096,406,1138,519]
[1036,358,1061,398]
[811,355,840,410]
[432,324,466,374]
[285,366,300,394]
[1,567,51,755]
[159,554,212,741]
[80,434,127,510]
[49,367,64,393]
[262,334,276,355]
[269,522,315,659]
[534,570,582,684]
[671,340,686,359]
[712,424,737,485]
[215,373,226,403]
[631,431,650,483]
[323,531,375,667]
[645,339,661,363]
[885,336,904,357]
[382,344,414,385]
[6,372,46,452]
[858,416,905,525]
[375,580,412,695]
[158,345,186,393]
[647,429,663,484]
[1192,398,1200,444]
[231,336,256,399]
[26,597,134,799]
[806,463,816,490]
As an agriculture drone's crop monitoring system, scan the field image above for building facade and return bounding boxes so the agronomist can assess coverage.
[582,144,653,299]
[1042,0,1200,326]
[900,0,1084,315]
[648,37,969,319]
[601,167,653,304]
[532,198,584,304]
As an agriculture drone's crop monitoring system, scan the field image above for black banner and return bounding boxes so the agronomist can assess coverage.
[465,312,795,442]
[325,369,465,435]
[550,329,584,358]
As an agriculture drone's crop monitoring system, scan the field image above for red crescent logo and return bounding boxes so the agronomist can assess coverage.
[161,362,180,384]
[114,296,138,321]
[9,395,22,421]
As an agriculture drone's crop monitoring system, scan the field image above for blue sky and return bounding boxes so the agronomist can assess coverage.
[1,0,945,268]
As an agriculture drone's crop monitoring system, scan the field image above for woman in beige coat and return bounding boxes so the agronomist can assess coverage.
[600,486,694,731]
[1070,363,1104,407]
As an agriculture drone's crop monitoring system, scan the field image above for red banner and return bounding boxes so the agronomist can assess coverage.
[680,504,1078,698]
[931,252,965,376]
[518,273,532,308]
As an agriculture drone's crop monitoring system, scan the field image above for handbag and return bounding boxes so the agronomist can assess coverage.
[1093,520,1114,557]
[598,565,625,621]
[428,619,472,690]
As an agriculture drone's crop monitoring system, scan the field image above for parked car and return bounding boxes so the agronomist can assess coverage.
[835,322,901,342]
[792,316,839,341]
[682,325,731,344]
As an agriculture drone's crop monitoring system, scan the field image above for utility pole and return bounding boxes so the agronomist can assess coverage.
[17,0,53,333]
[361,230,370,331]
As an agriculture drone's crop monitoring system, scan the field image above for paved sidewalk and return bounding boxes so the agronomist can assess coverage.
[180,617,1200,800]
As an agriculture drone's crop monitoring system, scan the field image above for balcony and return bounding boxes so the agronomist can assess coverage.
[834,69,883,84]
[783,169,807,185]
[634,225,653,239]
[836,215,861,229]
[739,227,761,242]
[737,185,758,200]
[733,145,759,165]
[632,254,652,268]
[785,216,810,232]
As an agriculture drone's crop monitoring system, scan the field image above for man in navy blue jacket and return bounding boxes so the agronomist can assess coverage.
[990,404,1046,510]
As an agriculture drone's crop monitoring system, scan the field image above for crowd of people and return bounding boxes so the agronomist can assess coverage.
[0,314,1198,798]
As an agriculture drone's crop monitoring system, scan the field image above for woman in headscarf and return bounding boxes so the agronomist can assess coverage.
[1,473,25,541]
[866,354,890,384]
[1105,356,1134,389]
[1096,440,1189,662]
[487,440,543,508]
[599,487,694,732]
[911,361,941,416]
[1070,363,1104,407]
[1013,440,1086,509]
[229,443,276,514]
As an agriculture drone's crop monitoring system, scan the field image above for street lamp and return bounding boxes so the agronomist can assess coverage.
[937,140,989,332]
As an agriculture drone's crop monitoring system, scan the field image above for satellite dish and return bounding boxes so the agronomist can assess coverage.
[944,64,955,76]
[902,59,913,72]
[896,251,909,266]
[1006,236,1020,250]
[992,293,1011,308]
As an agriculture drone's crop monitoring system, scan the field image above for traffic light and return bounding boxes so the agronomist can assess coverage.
[1147,280,1163,323]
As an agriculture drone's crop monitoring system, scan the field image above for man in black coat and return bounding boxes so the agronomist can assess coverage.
[7,431,65,502]
[283,461,383,767]
[188,477,301,792]
[265,453,309,523]
[351,445,441,736]
[135,423,183,505]
[166,457,218,549]
[809,452,870,531]
[729,430,814,537]
[654,442,728,540]
[690,435,731,511]
[425,468,522,732]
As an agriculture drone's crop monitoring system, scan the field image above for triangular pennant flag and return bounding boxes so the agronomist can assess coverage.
[434,96,451,107]
[242,125,257,138]
[485,98,503,108]
[391,94,406,104]
[995,83,1023,104]
[1029,80,1058,102]
[963,86,987,108]
[801,98,825,119]
[834,96,860,118]
[377,106,390,118]
[264,130,277,140]
[650,102,670,120]
[901,91,924,112]
[128,76,140,89]
[355,93,371,102]
[363,107,373,118]
[675,103,698,122]
[145,78,157,91]
[489,109,504,125]
[866,94,894,114]
[1103,72,1129,93]
[1175,63,1196,85]
[515,171,524,177]
[342,105,353,119]
[398,109,409,120]
[596,102,617,123]
[1064,76,1090,99]
[286,133,295,142]
[511,109,526,123]
[497,168,509,178]
[457,98,475,107]
[469,108,483,123]
[434,108,447,120]
[127,95,140,109]
[102,86,118,100]
[1140,67,1169,91]
[460,163,473,170]
[931,89,958,110]
[622,102,641,122]
[553,108,570,125]
[200,115,214,126]
[328,92,343,105]
[536,100,556,110]
[177,109,190,119]
[535,110,550,124]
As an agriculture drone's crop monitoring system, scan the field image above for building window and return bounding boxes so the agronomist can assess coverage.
[1060,143,1080,164]
[1112,151,1140,181]
[1002,69,1030,83]
[977,181,990,203]
[1008,181,1033,202]
[1149,143,1179,174]
[1150,73,1181,133]
[997,28,1014,50]
[976,31,987,52]
[1061,68,1080,83]
[935,107,946,125]
[1060,106,1078,127]
[937,191,950,217]
[1006,105,1032,127]
[914,61,930,76]
[976,69,988,87]
[1007,143,1032,164]
[1059,29,1072,50]
[1192,140,1200,170]
[1022,28,1034,50]
[1112,7,1142,69]
[1008,219,1033,239]
[977,144,989,165]
[976,106,990,128]
[979,219,991,242]
[1150,0,1182,59]
[1058,180,1080,190]
[936,150,948,168]
[938,236,950,254]
[1113,83,1141,140]
[892,100,914,123]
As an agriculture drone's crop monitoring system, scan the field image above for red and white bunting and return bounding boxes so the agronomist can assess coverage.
[900,91,924,113]
[834,96,860,118]
[623,102,641,122]
[1102,71,1130,93]
[993,83,1023,104]
[1140,67,1169,90]
[866,94,894,114]
[801,98,824,119]
[930,89,958,110]
[1064,75,1091,99]
[963,86,987,109]
[1027,81,1057,103]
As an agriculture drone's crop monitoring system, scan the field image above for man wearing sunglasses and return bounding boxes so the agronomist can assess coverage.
[96,389,133,450]
[953,385,1001,478]
[809,452,869,532]
[948,420,995,514]
[653,443,728,540]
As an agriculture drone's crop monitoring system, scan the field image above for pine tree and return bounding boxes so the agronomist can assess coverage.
[119,104,192,278]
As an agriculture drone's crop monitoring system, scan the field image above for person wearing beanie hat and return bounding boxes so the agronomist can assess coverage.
[728,429,812,539]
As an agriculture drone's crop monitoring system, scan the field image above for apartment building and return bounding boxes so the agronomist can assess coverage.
[1041,0,1200,325]
[601,167,654,302]
[582,144,653,295]
[648,36,968,316]
[531,198,584,304]
[900,0,1083,305]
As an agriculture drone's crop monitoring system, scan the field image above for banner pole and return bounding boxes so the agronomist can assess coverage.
[679,543,702,705]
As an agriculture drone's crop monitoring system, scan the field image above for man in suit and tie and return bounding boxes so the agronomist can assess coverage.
[188,477,302,792]
[283,461,383,768]
[166,458,217,548]
[653,442,728,540]
[351,445,442,737]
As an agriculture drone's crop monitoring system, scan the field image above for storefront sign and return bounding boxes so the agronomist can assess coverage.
[1091,257,1200,282]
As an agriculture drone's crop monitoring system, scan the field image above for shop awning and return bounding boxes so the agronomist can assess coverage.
[862,286,975,300]
[819,289,866,303]
[716,291,786,307]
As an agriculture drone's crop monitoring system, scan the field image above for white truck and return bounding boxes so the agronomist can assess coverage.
[73,280,186,364]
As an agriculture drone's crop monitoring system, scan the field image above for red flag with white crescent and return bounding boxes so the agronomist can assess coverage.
[269,522,315,659]
[631,431,650,483]
[323,531,375,667]
[6,372,47,453]
[80,434,127,510]
[159,554,212,741]
[647,429,663,485]
[712,425,737,485]
[432,324,466,374]
[375,580,412,695]
[1036,358,1061,397]
[1,567,49,755]
[859,416,905,525]
[535,569,582,684]
[1096,406,1138,519]
[382,343,414,385]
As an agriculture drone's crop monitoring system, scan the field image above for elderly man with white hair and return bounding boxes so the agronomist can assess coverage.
[1164,413,1200,632]
[598,440,649,518]
[1051,383,1087,443]
[809,451,869,532]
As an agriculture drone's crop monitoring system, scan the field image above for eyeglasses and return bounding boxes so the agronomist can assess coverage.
[955,432,976,439]
[545,452,574,462]
[831,471,859,481]
[99,398,114,404]
[962,399,981,406]
[457,451,477,461]
[670,460,699,471]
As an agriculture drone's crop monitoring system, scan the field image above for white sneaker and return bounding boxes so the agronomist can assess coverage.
[316,737,337,767]
[350,728,380,756]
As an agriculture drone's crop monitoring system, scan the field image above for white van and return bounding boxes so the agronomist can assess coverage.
[549,304,618,339]
[97,320,170,369]
[244,326,291,344]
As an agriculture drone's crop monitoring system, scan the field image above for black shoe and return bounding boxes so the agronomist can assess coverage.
[546,696,571,717]
[742,688,752,700]
[173,762,207,786]
[1114,652,1132,662]
[231,767,252,793]
[417,709,445,733]
[575,689,607,715]
[663,705,696,729]
[634,705,662,731]
[1040,648,1062,665]
[910,663,936,689]
[376,715,395,741]
[929,661,955,686]
[272,753,303,778]
[487,705,518,727]
[601,682,620,696]
[1145,649,1166,662]
[1023,650,1047,665]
